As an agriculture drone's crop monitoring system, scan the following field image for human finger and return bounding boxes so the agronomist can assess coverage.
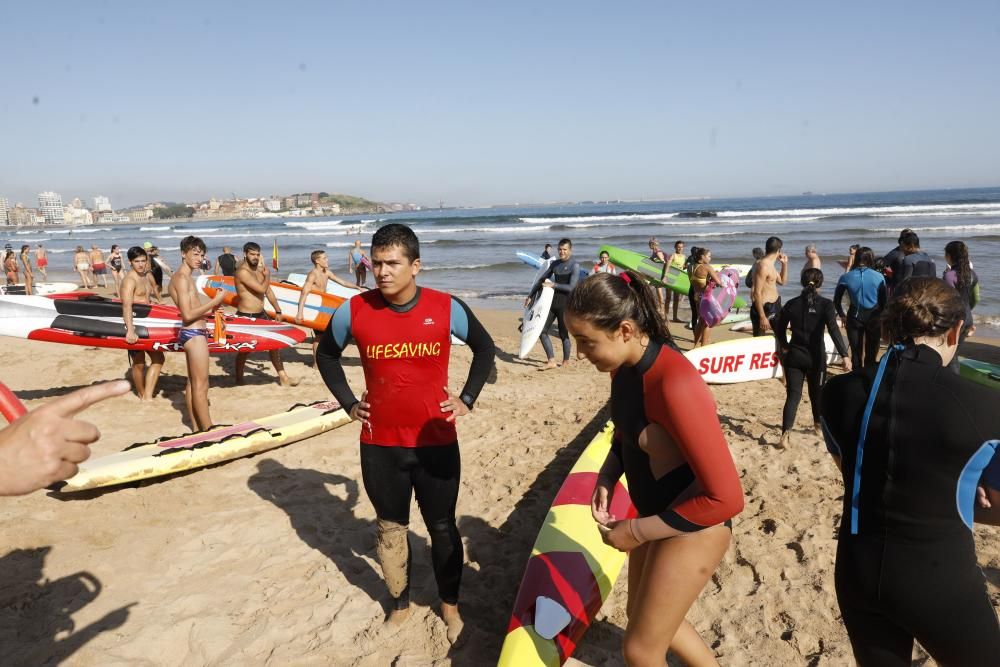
[44,381,130,418]
[51,460,80,484]
[57,439,92,464]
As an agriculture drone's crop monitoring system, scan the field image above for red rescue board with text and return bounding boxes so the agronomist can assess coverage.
[683,334,842,384]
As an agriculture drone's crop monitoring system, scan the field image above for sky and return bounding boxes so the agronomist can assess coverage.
[2,1,999,208]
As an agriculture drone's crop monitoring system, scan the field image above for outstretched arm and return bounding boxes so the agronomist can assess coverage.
[316,305,362,417]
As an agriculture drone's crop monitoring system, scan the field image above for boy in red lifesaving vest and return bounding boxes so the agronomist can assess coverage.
[316,223,495,643]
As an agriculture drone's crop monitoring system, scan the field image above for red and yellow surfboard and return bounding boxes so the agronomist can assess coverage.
[499,421,637,666]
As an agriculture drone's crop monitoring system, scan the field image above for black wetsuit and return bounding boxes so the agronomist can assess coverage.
[528,258,580,362]
[899,251,937,285]
[773,294,849,432]
[820,344,1000,666]
[834,268,888,369]
[881,246,905,293]
[217,253,237,277]
[150,256,163,290]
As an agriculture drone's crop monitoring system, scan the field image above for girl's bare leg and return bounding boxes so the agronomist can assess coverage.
[622,525,731,667]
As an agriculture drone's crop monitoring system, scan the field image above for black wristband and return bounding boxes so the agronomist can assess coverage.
[459,393,475,410]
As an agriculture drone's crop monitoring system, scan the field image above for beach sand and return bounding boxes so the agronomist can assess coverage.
[2,290,999,665]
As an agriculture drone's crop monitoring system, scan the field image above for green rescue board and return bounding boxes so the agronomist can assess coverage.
[959,358,1000,391]
[600,245,748,308]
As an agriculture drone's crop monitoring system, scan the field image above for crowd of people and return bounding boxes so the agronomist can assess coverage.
[0,222,997,665]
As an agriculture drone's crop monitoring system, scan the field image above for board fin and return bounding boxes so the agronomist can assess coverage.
[534,595,571,640]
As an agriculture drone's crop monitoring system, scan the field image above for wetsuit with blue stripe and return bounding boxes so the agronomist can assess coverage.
[316,287,494,608]
[820,343,1000,666]
[527,258,581,362]
[834,267,887,369]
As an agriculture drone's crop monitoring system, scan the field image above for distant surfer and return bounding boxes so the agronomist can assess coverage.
[564,271,744,665]
[169,236,226,430]
[295,250,364,364]
[834,247,886,368]
[647,238,667,311]
[233,242,298,387]
[348,240,369,287]
[121,246,165,401]
[524,238,581,370]
[750,236,789,336]
[540,243,553,260]
[316,223,495,643]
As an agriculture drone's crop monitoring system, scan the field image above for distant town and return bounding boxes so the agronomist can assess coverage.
[0,191,423,227]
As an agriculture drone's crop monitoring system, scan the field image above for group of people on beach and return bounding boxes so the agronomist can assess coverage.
[1,221,997,665]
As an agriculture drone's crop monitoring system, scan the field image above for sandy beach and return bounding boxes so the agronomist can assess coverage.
[2,290,999,666]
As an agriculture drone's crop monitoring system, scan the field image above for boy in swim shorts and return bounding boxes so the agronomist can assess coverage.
[169,236,226,429]
[122,247,165,400]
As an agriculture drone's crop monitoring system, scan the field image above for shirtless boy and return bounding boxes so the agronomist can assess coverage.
[34,244,48,279]
[90,245,109,289]
[296,250,364,363]
[169,236,226,429]
[751,236,789,336]
[234,242,297,386]
[121,247,165,400]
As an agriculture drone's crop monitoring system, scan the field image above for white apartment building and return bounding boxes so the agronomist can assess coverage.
[38,191,64,224]
[0,197,8,225]
[266,198,281,212]
[128,209,153,222]
[93,195,112,212]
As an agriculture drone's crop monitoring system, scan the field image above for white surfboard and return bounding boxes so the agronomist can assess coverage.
[519,286,554,359]
[684,334,842,384]
[285,272,361,301]
[0,282,78,296]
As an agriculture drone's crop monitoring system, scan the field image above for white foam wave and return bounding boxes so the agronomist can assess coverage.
[421,263,494,271]
[716,202,1000,218]
[521,213,680,224]
[904,223,1000,233]
[184,227,221,233]
[140,226,169,231]
[872,210,1000,219]
[285,220,344,229]
[419,224,550,235]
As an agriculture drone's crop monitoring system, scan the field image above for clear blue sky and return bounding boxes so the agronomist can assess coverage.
[2,1,999,208]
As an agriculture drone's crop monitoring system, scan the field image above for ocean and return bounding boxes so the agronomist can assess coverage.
[7,186,1000,333]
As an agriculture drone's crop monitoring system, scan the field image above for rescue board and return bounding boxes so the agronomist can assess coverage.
[196,274,345,331]
[684,334,843,384]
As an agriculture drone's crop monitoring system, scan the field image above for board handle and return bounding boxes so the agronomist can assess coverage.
[0,382,28,424]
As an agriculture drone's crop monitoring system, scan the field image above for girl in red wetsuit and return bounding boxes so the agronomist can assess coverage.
[565,270,744,666]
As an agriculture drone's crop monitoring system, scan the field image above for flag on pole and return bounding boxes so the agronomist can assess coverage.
[272,238,279,271]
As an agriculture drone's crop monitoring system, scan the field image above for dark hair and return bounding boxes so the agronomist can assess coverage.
[944,240,972,292]
[849,243,860,252]
[243,241,261,254]
[372,223,420,261]
[882,277,965,344]
[111,244,119,251]
[751,247,764,260]
[674,240,684,250]
[127,246,147,261]
[558,238,572,248]
[20,244,29,252]
[310,249,325,264]
[544,243,552,249]
[800,268,823,308]
[692,247,710,263]
[897,228,913,243]
[180,236,206,253]
[854,246,875,269]
[765,236,783,254]
[566,271,675,347]
[899,231,920,252]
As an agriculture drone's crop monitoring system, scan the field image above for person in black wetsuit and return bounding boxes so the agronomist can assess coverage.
[774,268,851,450]
[214,246,237,277]
[897,230,936,284]
[879,228,911,294]
[524,238,581,370]
[564,271,744,665]
[820,277,1000,666]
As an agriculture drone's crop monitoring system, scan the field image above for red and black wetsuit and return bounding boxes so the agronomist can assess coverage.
[316,287,494,606]
[609,338,744,530]
[821,344,1000,665]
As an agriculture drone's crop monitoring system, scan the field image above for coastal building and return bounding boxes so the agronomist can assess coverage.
[284,196,296,209]
[328,202,341,214]
[8,205,36,226]
[128,209,153,222]
[71,197,83,208]
[295,194,312,207]
[97,212,130,224]
[38,191,64,224]
[65,205,95,225]
[93,195,112,212]
[0,197,8,225]
[266,198,281,212]
[209,198,221,211]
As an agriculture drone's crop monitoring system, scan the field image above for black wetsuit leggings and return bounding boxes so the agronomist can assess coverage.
[782,363,824,432]
[836,534,1000,666]
[360,443,463,605]
[846,317,881,368]
[687,285,699,330]
[539,301,571,362]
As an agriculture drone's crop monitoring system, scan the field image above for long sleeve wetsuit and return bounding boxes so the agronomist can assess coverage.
[527,258,580,362]
[821,344,1000,665]
[605,338,744,532]
[315,287,495,607]
[773,294,849,432]
[834,268,887,368]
